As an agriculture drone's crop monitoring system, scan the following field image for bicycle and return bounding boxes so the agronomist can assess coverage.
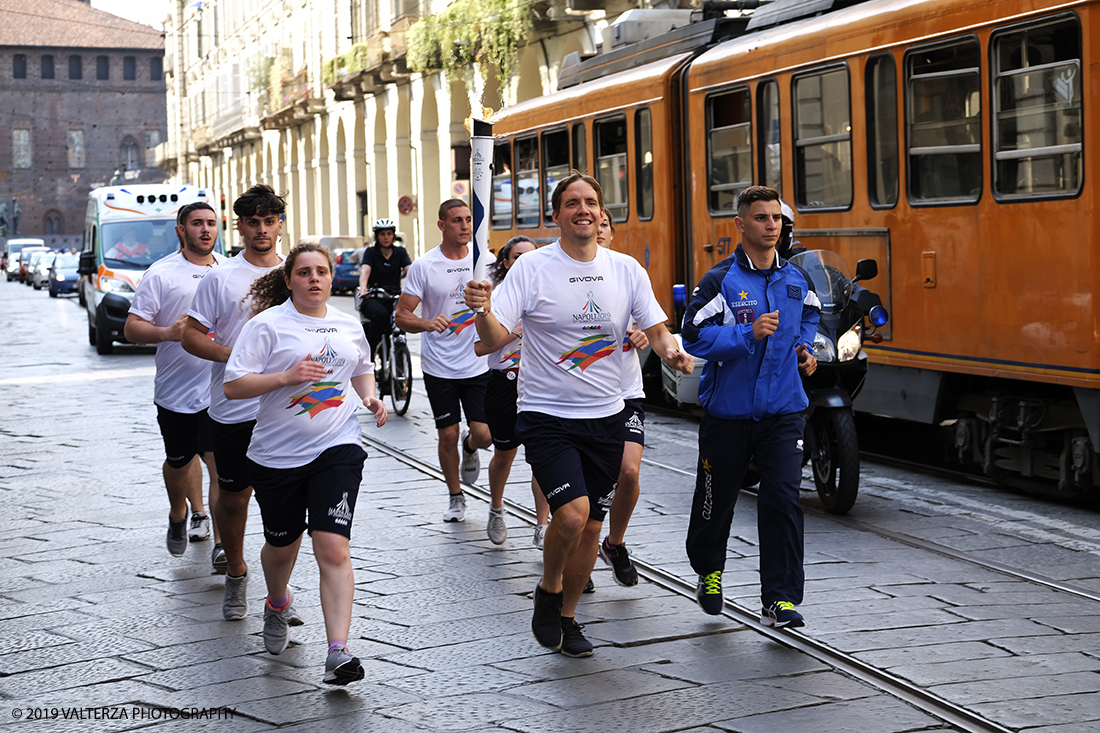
[361,287,413,416]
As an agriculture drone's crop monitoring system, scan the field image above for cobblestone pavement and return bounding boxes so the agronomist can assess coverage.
[1,283,1097,731]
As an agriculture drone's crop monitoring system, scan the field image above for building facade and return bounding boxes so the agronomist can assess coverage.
[0,0,167,239]
[160,0,635,257]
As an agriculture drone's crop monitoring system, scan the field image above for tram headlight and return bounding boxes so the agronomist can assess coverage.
[838,323,862,362]
[813,331,836,363]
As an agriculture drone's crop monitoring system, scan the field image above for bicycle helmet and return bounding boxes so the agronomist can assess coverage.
[373,218,396,232]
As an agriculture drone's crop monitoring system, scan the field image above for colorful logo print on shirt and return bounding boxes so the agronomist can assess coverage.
[288,381,345,418]
[447,308,476,335]
[557,333,617,372]
[498,345,521,369]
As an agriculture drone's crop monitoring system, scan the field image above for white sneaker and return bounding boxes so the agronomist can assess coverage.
[533,524,547,549]
[460,429,481,484]
[487,509,507,545]
[188,511,211,541]
[443,492,466,522]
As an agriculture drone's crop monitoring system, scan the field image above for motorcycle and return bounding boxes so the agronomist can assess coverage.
[788,249,889,514]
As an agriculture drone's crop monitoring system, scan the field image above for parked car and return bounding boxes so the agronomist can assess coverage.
[23,249,50,286]
[4,238,46,281]
[47,251,80,297]
[30,250,60,289]
[333,247,363,294]
[14,244,49,283]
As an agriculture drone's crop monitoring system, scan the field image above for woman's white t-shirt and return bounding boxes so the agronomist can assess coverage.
[226,300,372,469]
[402,246,488,379]
[491,242,666,419]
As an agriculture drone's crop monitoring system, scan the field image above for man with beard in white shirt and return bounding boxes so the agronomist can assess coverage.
[125,202,225,565]
[182,184,300,625]
[465,172,694,657]
[395,200,492,524]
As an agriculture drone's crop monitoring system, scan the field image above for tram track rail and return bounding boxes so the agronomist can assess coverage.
[362,431,1017,733]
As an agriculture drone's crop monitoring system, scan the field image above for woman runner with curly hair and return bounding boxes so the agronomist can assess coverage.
[225,241,387,685]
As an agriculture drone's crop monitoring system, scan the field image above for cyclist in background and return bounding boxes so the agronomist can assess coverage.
[357,218,412,361]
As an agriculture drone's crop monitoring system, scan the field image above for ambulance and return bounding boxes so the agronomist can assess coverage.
[78,184,223,355]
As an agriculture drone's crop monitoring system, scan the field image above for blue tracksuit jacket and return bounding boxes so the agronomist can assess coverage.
[682,245,821,420]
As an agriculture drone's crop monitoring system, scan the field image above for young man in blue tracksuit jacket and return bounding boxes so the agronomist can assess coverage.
[682,185,821,628]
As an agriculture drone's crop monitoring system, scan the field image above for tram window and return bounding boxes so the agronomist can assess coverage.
[515,136,540,228]
[906,39,981,203]
[491,139,512,230]
[758,80,782,197]
[992,18,1082,199]
[707,88,752,213]
[635,108,654,220]
[543,128,569,226]
[595,116,629,221]
[793,67,853,209]
[866,55,899,207]
[572,122,587,174]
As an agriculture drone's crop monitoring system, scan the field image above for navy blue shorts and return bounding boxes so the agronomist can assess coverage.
[484,370,520,451]
[423,371,489,430]
[211,419,255,493]
[620,398,646,446]
[516,411,624,521]
[156,405,214,469]
[248,444,367,547]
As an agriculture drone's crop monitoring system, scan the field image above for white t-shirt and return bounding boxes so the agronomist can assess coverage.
[621,342,644,400]
[402,245,488,379]
[225,300,373,469]
[488,331,523,373]
[491,242,666,419]
[188,254,284,424]
[128,251,225,413]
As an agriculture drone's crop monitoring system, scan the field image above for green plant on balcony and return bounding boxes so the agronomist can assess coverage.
[407,0,532,84]
[323,43,374,86]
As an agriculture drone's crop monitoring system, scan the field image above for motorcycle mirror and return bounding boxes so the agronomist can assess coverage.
[853,259,878,283]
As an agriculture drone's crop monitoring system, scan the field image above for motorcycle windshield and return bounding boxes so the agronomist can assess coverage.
[788,250,852,314]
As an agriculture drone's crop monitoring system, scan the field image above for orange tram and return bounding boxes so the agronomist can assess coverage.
[488,0,1100,495]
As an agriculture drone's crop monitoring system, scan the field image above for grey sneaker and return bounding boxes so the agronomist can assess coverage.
[263,589,296,655]
[443,492,466,522]
[211,543,227,574]
[487,509,507,545]
[167,515,188,557]
[460,429,481,484]
[188,511,211,541]
[323,646,365,685]
[223,571,249,621]
[533,524,547,549]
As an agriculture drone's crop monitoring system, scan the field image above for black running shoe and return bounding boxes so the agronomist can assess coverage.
[695,570,724,615]
[761,600,805,628]
[598,537,639,587]
[583,577,595,593]
[532,583,563,650]
[560,617,594,658]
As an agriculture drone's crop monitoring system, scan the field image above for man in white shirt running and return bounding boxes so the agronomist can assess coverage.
[465,172,694,657]
[124,202,224,567]
[182,184,298,624]
[395,200,492,524]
